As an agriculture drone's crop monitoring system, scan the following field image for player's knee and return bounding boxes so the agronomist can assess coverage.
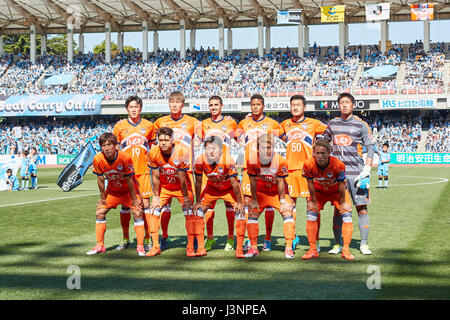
[306,211,318,221]
[95,211,107,220]
[341,211,352,223]
[131,209,143,220]
[357,206,368,215]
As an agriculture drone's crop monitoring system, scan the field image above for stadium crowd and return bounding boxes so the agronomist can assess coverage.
[0,118,115,155]
[0,41,447,99]
[425,119,450,152]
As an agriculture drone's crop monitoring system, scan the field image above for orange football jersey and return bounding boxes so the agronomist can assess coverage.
[201,116,239,148]
[93,150,135,193]
[154,114,201,169]
[194,151,238,191]
[148,143,191,191]
[281,117,327,171]
[113,118,156,175]
[302,156,346,194]
[247,152,288,195]
[237,116,284,169]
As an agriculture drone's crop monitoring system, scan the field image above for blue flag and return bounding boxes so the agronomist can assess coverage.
[57,142,97,192]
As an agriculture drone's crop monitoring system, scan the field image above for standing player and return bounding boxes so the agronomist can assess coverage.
[237,94,284,252]
[323,93,375,255]
[147,127,199,257]
[377,143,391,189]
[301,139,355,260]
[113,96,156,252]
[28,147,38,189]
[19,149,29,190]
[87,133,145,256]
[280,95,327,251]
[200,95,241,251]
[153,91,201,251]
[245,134,296,259]
[5,168,20,191]
[193,136,245,257]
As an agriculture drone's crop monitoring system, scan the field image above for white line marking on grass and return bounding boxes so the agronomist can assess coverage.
[382,175,448,187]
[0,193,97,208]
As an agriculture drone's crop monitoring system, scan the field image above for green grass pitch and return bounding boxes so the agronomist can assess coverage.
[0,166,449,300]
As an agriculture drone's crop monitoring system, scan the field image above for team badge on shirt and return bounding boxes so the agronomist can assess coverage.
[302,124,309,129]
[117,165,123,171]
[141,128,146,134]
[218,167,224,173]
[262,124,268,130]
[327,172,333,178]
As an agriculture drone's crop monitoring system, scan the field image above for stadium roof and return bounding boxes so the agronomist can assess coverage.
[0,0,449,35]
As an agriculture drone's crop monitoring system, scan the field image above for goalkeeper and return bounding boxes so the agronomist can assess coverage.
[323,93,374,256]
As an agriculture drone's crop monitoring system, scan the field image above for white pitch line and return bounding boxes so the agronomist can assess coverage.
[380,175,448,187]
[0,193,97,208]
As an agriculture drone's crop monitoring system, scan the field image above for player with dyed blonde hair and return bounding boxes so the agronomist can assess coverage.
[244,133,296,259]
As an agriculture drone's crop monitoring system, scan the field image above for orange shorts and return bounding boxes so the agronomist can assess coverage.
[286,170,309,199]
[100,191,136,210]
[310,190,352,211]
[201,185,243,208]
[160,187,194,208]
[241,170,251,197]
[136,174,152,198]
[251,192,294,214]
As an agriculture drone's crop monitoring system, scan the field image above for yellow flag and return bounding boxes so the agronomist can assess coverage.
[321,5,345,23]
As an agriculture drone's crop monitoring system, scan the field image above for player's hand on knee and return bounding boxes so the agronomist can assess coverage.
[280,199,292,215]
[182,197,193,212]
[306,200,318,213]
[234,202,245,219]
[193,202,203,213]
[132,198,143,212]
[97,198,108,209]
[339,202,352,214]
[248,199,260,215]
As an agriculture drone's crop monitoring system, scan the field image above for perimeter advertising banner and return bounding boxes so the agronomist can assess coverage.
[380,98,437,109]
[321,6,345,23]
[391,153,450,165]
[0,94,103,117]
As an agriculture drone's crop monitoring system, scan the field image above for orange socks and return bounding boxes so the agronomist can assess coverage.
[264,208,274,241]
[282,216,295,249]
[316,213,321,241]
[247,217,259,248]
[235,216,247,252]
[306,211,319,250]
[143,208,150,242]
[134,219,145,246]
[226,206,235,239]
[120,209,130,240]
[161,207,171,239]
[146,212,161,248]
[95,219,107,246]
[194,215,205,250]
[205,209,215,240]
[184,213,195,251]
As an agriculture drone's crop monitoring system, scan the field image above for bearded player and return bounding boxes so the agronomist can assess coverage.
[147,127,201,257]
[199,95,241,251]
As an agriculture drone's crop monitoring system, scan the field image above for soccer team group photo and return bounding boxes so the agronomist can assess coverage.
[0,0,449,302]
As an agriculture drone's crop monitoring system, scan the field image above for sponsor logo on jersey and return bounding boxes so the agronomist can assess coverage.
[334,134,353,146]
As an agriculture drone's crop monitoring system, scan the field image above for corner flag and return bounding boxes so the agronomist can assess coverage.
[57,142,97,192]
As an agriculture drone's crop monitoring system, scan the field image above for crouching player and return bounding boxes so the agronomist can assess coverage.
[146,127,198,257]
[5,168,20,191]
[245,134,296,259]
[193,136,245,258]
[301,139,354,260]
[87,133,145,256]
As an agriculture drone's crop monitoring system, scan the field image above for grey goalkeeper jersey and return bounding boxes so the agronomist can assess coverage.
[323,116,374,177]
